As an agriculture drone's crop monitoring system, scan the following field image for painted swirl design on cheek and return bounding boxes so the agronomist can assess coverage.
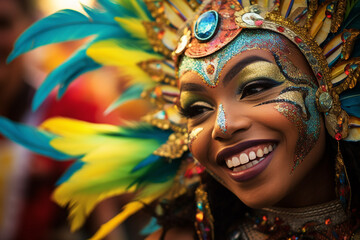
[188,127,204,152]
[257,55,320,170]
[217,104,227,134]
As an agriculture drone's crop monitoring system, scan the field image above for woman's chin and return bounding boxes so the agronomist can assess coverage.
[233,189,285,209]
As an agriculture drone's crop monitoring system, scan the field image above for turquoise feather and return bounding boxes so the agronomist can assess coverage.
[7,8,123,63]
[132,154,161,172]
[140,217,161,235]
[98,0,152,20]
[0,117,73,160]
[56,161,85,186]
[106,124,172,140]
[105,84,145,114]
[130,158,181,188]
[32,47,101,111]
[340,89,360,118]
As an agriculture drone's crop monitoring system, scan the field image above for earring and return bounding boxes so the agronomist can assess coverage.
[195,183,214,240]
[335,141,352,212]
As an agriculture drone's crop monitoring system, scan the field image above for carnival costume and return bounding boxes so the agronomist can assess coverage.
[1,0,360,239]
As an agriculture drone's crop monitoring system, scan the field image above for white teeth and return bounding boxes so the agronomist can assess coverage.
[232,156,240,166]
[239,153,249,164]
[263,147,269,154]
[249,151,256,160]
[256,149,264,158]
[226,159,233,168]
[226,144,277,170]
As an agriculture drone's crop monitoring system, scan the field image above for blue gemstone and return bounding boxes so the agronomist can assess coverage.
[194,10,219,41]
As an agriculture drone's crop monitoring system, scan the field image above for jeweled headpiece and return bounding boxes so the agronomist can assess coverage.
[174,0,360,142]
[1,0,360,239]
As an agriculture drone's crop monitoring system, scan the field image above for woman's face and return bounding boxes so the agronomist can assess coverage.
[178,31,327,208]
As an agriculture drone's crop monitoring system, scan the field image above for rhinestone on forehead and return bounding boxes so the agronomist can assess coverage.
[194,10,219,41]
[185,0,242,58]
[179,30,290,87]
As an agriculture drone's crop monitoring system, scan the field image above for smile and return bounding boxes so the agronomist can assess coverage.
[216,139,278,182]
[225,144,277,172]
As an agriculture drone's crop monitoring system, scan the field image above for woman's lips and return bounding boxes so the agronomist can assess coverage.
[228,150,274,182]
[216,139,278,182]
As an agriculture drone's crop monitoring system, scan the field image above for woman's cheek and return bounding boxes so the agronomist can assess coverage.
[188,127,204,153]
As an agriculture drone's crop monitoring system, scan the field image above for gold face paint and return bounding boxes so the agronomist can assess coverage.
[179,30,291,88]
[255,54,320,170]
[234,61,287,91]
[189,127,204,151]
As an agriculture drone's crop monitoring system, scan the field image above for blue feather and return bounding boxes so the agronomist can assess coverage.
[131,158,182,188]
[340,85,360,118]
[7,9,123,62]
[132,154,161,172]
[105,84,144,114]
[81,3,116,22]
[98,0,153,19]
[32,47,101,111]
[106,124,172,140]
[140,217,161,235]
[0,117,73,160]
[56,160,85,185]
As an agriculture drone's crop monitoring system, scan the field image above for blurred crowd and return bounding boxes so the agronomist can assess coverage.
[0,0,148,239]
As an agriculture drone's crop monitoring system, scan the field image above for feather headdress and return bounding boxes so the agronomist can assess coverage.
[1,0,360,239]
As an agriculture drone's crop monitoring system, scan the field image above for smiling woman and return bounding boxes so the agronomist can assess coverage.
[178,31,330,209]
[1,0,360,239]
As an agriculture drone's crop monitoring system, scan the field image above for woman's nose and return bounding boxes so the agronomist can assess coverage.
[211,103,251,140]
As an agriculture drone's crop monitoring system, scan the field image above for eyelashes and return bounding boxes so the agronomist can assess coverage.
[238,78,282,99]
[179,101,214,119]
[179,78,282,119]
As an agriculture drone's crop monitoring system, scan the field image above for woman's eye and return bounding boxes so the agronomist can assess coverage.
[180,101,214,119]
[239,79,281,99]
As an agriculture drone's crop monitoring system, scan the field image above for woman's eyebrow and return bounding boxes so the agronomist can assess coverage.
[222,56,273,87]
[180,82,206,92]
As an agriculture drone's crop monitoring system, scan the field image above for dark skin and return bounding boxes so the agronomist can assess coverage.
[151,33,335,239]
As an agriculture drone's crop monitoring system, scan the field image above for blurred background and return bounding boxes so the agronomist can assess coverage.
[0,0,151,239]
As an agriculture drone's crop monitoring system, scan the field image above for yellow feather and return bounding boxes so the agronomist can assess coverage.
[40,117,119,137]
[89,200,150,240]
[89,181,173,240]
[113,0,151,21]
[115,17,147,39]
[86,39,162,67]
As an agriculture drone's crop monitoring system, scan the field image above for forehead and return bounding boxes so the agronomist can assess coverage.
[178,30,295,87]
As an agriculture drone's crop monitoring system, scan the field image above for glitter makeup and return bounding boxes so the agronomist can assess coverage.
[179,30,291,88]
[217,104,227,133]
[189,127,204,151]
[256,53,320,170]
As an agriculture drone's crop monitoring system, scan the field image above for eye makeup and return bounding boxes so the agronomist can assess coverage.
[179,29,291,88]
[254,54,320,170]
[179,92,214,119]
[233,61,286,99]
